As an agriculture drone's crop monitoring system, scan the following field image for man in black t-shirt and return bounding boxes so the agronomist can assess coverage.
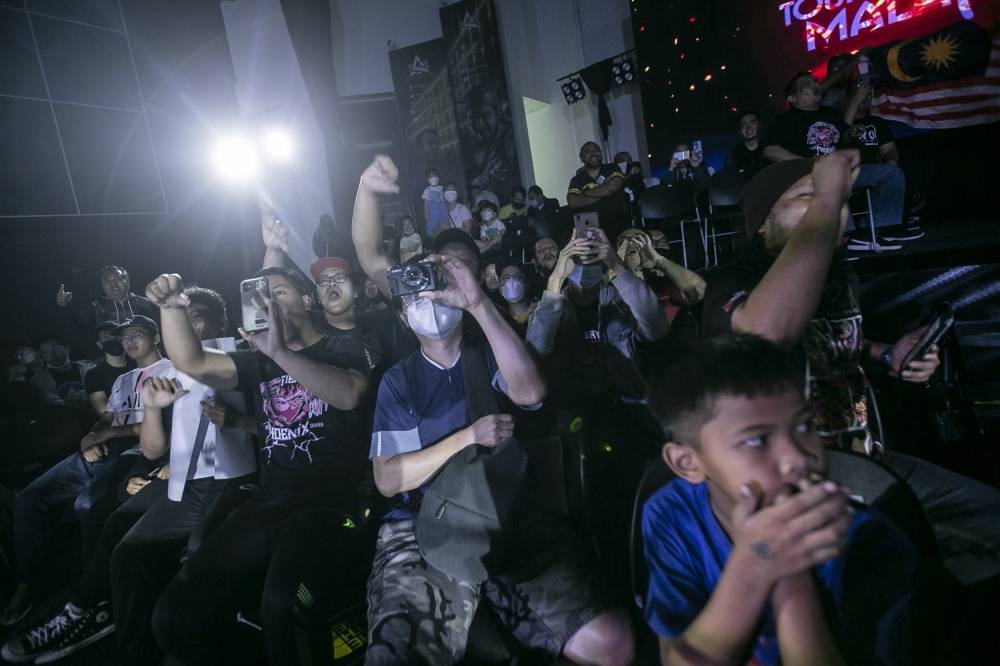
[567,141,630,242]
[763,72,908,251]
[146,267,374,666]
[83,321,132,416]
[700,154,1000,584]
[726,110,769,179]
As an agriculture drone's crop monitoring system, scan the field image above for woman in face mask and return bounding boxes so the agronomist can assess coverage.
[439,183,473,238]
[495,259,537,335]
[475,202,506,254]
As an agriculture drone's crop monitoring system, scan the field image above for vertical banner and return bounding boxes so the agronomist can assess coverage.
[439,0,520,200]
[389,39,465,227]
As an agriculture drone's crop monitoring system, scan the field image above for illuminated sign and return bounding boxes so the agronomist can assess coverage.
[778,0,975,51]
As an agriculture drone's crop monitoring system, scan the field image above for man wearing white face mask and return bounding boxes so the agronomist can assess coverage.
[352,156,634,666]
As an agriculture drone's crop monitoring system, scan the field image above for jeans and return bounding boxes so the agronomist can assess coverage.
[882,452,1000,585]
[849,163,906,232]
[152,491,365,666]
[12,448,136,583]
[108,476,236,666]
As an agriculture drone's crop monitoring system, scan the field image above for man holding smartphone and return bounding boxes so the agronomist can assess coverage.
[566,141,630,243]
[144,268,376,666]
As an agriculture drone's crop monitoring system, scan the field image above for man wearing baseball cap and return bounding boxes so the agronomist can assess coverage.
[700,150,1000,584]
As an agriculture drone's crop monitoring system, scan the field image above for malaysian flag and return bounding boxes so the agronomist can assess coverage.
[869,21,1000,129]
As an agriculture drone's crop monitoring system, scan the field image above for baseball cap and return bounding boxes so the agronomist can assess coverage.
[309,256,352,281]
[432,228,480,259]
[112,315,159,336]
[741,158,815,240]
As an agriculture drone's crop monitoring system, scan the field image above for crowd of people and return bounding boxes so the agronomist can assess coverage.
[1,61,998,666]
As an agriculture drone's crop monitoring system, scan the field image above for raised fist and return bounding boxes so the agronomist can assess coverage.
[56,283,73,307]
[145,274,189,309]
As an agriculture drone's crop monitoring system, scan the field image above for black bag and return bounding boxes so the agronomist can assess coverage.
[414,343,528,583]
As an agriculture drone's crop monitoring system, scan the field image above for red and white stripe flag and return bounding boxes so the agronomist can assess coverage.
[873,33,1000,129]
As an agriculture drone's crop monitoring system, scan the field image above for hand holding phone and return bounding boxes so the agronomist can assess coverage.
[240,277,269,333]
[899,302,954,370]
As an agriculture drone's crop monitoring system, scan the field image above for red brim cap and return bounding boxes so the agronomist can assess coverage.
[309,256,352,281]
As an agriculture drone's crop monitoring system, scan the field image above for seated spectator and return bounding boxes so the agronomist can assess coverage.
[567,141,630,242]
[14,344,61,405]
[530,236,559,291]
[643,333,918,665]
[820,52,858,113]
[84,321,133,416]
[3,288,256,664]
[844,90,922,241]
[56,265,157,331]
[615,229,705,324]
[700,153,1000,583]
[475,200,506,255]
[470,184,500,211]
[147,268,376,666]
[501,209,538,258]
[38,339,87,391]
[526,185,559,219]
[422,169,448,235]
[495,257,538,335]
[761,71,906,251]
[726,110,769,179]
[613,151,646,202]
[1,316,172,627]
[362,182,634,663]
[482,259,501,297]
[665,143,712,194]
[498,186,527,220]
[441,182,474,237]
[397,215,425,263]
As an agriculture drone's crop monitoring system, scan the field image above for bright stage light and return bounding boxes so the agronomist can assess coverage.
[211,135,258,182]
[261,126,295,163]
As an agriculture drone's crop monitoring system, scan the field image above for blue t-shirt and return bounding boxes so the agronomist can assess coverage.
[643,479,916,665]
[370,346,528,521]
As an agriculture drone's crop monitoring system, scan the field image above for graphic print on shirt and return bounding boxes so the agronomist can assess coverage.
[108,360,173,427]
[851,123,879,147]
[259,374,328,464]
[806,122,840,155]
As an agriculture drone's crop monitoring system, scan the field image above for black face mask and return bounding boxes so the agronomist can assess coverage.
[100,339,124,356]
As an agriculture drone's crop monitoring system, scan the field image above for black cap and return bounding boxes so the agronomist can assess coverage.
[112,315,159,336]
[431,228,481,259]
[741,158,815,240]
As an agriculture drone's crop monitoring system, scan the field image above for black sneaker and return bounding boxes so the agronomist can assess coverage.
[1,602,115,664]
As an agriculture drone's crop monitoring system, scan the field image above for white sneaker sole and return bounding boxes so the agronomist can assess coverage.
[34,624,115,664]
[0,643,39,662]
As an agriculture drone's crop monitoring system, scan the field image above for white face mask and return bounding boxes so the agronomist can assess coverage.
[405,297,463,338]
[444,190,458,203]
[527,198,540,208]
[617,161,628,173]
[428,176,440,186]
[500,278,526,303]
[481,210,496,222]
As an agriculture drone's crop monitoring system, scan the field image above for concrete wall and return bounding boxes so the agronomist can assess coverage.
[326,0,644,206]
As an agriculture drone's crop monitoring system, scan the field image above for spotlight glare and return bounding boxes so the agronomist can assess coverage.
[261,127,295,163]
[212,135,258,182]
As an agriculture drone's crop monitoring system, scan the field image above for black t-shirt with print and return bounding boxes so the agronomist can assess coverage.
[229,336,373,499]
[844,114,895,164]
[567,164,629,238]
[762,106,848,158]
[701,248,874,448]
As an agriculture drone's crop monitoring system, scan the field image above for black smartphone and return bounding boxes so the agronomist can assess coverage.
[900,302,954,369]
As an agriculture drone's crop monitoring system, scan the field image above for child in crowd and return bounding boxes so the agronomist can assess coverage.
[643,334,918,665]
[421,169,447,235]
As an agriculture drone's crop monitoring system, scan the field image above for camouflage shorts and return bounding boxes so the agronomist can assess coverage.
[364,512,609,665]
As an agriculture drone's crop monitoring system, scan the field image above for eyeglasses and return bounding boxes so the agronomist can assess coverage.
[316,274,351,287]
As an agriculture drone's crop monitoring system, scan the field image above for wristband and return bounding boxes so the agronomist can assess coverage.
[878,347,894,370]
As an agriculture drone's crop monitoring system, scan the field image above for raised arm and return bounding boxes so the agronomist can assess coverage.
[731,151,859,348]
[352,156,400,297]
[146,274,239,389]
[138,377,189,460]
[763,144,802,162]
[261,208,289,270]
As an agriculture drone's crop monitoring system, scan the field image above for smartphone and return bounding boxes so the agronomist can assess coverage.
[900,302,954,369]
[673,150,691,162]
[573,211,600,240]
[691,140,703,156]
[240,277,269,333]
[144,465,165,480]
[857,58,870,87]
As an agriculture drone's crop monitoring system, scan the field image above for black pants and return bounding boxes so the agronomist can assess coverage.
[152,491,367,666]
[108,476,237,666]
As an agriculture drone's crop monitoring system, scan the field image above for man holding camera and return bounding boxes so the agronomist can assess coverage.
[144,267,375,666]
[353,156,634,666]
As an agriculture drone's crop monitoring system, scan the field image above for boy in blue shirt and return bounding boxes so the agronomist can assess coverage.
[642,334,917,665]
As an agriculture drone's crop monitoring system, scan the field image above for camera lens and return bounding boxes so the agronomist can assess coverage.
[401,265,429,290]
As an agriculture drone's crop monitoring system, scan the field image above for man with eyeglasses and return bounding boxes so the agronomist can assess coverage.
[1,316,171,628]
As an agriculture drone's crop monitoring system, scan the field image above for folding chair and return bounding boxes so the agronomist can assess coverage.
[705,169,746,268]
[639,182,703,269]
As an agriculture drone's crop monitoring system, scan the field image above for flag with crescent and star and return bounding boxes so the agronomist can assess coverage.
[867,21,999,128]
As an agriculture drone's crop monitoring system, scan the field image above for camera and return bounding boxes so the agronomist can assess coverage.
[387,263,440,298]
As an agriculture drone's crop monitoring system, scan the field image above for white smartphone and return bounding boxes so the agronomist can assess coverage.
[240,277,268,333]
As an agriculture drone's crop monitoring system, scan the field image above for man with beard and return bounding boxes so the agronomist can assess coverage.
[146,268,374,666]
[56,265,157,331]
[530,236,559,292]
[567,141,630,243]
[701,152,1000,586]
